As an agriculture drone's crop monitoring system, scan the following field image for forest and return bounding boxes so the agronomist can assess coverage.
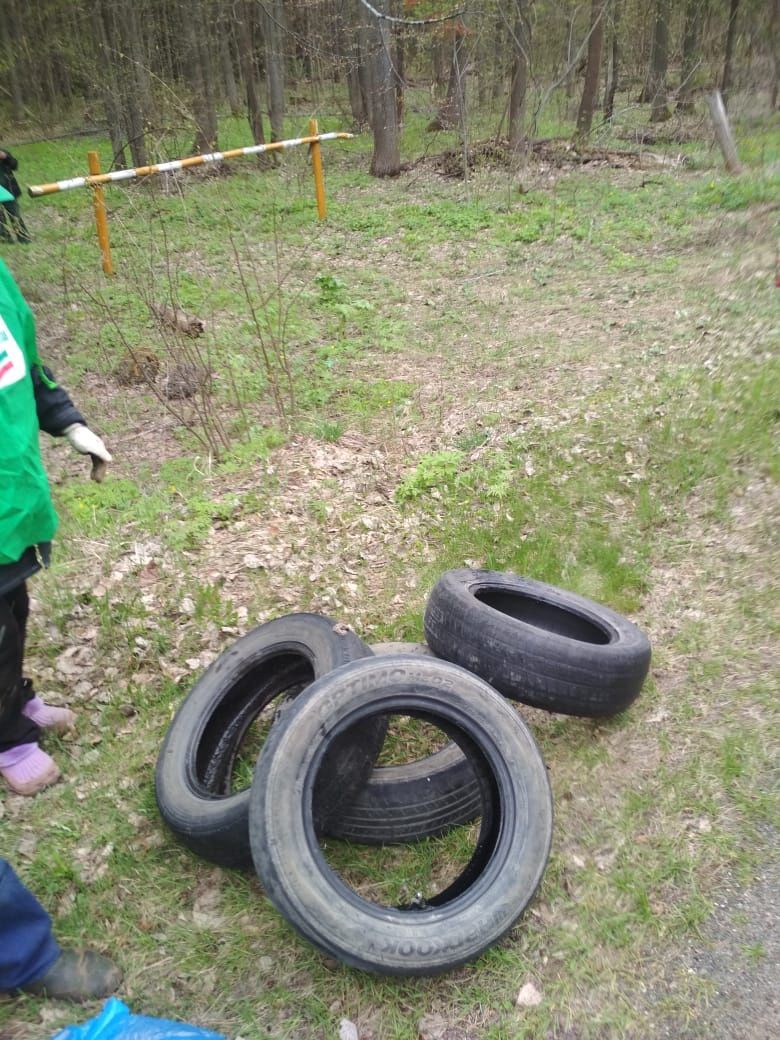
[2,1,778,175]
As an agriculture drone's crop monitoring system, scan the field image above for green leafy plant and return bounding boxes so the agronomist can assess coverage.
[395,450,465,502]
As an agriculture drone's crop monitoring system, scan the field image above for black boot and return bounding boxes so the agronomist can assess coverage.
[21,948,122,1001]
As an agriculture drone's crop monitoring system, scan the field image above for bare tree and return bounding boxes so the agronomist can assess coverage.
[391,0,406,125]
[359,0,401,177]
[1,1,25,123]
[236,0,267,152]
[771,0,780,109]
[115,2,150,165]
[218,11,242,118]
[337,0,369,128]
[184,0,219,152]
[678,0,707,112]
[721,0,741,105]
[508,1,533,150]
[88,0,153,167]
[429,20,469,131]
[262,0,286,141]
[576,0,606,140]
[647,0,671,122]
[603,0,621,121]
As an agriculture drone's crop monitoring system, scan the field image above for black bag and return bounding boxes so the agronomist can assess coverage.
[0,152,22,199]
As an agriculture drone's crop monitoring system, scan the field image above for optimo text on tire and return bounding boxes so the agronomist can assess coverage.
[323,641,482,845]
[155,613,380,868]
[424,568,651,717]
[249,654,553,976]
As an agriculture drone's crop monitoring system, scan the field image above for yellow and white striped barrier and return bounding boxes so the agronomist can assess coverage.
[27,121,353,275]
[27,132,353,196]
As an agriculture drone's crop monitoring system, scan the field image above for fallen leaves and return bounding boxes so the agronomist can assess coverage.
[73,841,114,884]
[55,644,92,678]
[191,870,225,930]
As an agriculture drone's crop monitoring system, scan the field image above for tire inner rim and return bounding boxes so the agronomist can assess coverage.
[308,707,502,912]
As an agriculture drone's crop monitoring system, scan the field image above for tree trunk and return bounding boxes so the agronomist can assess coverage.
[347,36,368,126]
[184,0,218,152]
[262,0,286,141]
[92,1,128,168]
[336,0,367,128]
[491,9,504,101]
[576,0,606,140]
[603,0,621,121]
[721,0,740,105]
[392,0,406,126]
[1,1,25,123]
[564,16,577,99]
[295,1,313,80]
[648,0,671,122]
[34,0,58,115]
[431,22,468,131]
[357,5,376,128]
[508,3,532,151]
[770,0,780,109]
[237,0,267,153]
[476,28,490,107]
[431,34,447,96]
[678,0,705,112]
[116,2,149,166]
[220,24,242,117]
[361,0,400,177]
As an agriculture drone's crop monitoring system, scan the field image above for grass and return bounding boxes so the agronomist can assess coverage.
[1,89,778,1039]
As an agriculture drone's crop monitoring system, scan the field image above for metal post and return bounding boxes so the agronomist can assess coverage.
[309,118,327,220]
[87,151,114,275]
[706,90,743,175]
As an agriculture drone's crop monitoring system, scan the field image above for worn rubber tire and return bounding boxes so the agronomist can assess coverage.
[155,613,380,868]
[249,654,553,976]
[424,569,651,717]
[322,641,482,845]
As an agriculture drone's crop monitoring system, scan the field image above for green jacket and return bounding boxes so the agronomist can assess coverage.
[0,260,60,566]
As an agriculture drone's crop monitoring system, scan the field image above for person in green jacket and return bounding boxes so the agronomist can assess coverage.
[0,235,112,795]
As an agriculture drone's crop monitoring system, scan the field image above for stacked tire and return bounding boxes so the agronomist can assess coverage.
[155,571,651,976]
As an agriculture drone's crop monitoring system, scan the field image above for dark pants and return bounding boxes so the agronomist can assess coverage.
[0,859,60,989]
[0,199,30,243]
[0,583,39,753]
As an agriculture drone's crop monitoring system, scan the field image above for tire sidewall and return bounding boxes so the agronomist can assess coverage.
[155,613,372,865]
[250,654,553,975]
[424,569,651,714]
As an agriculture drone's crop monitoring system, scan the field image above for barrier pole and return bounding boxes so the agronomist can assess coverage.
[87,151,113,275]
[28,132,354,196]
[309,119,327,220]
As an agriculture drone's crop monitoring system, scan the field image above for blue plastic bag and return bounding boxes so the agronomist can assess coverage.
[50,997,227,1040]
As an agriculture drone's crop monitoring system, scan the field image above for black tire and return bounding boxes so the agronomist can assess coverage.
[155,613,380,868]
[424,568,651,717]
[249,654,553,976]
[323,641,482,845]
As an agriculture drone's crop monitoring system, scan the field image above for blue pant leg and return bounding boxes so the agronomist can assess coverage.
[0,859,60,989]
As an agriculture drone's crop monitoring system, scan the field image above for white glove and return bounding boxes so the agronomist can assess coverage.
[63,423,112,482]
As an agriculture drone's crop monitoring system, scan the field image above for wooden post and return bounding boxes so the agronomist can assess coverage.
[308,118,327,219]
[706,90,743,175]
[87,151,114,275]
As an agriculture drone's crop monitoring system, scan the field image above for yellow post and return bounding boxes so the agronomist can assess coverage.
[87,151,113,275]
[308,119,326,220]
